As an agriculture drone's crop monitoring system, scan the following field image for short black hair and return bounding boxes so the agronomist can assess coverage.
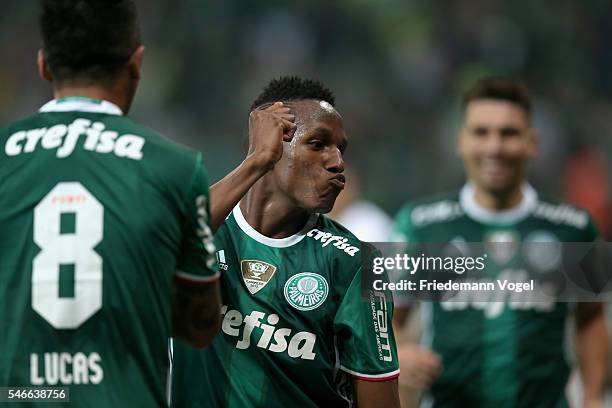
[462,77,531,116]
[40,0,141,86]
[251,76,336,111]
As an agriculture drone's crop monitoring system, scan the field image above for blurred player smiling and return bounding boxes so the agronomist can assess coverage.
[393,77,609,408]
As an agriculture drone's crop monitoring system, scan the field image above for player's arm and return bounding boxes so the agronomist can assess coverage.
[394,303,441,387]
[334,252,401,404]
[172,277,221,348]
[173,154,222,348]
[393,305,411,333]
[390,204,418,332]
[390,207,443,390]
[209,102,295,231]
[575,302,609,407]
[393,302,442,390]
[354,378,400,408]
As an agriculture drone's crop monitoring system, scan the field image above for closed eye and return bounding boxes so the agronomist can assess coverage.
[472,127,488,137]
[500,127,521,137]
[309,140,324,150]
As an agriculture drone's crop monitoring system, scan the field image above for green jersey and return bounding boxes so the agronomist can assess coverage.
[393,183,598,408]
[0,97,217,407]
[171,205,399,407]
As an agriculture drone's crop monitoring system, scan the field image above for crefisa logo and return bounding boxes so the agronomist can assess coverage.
[284,272,329,311]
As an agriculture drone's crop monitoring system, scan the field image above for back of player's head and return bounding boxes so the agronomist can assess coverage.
[462,77,532,116]
[251,76,336,111]
[40,0,141,86]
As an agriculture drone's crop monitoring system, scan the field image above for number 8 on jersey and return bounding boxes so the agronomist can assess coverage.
[33,182,103,329]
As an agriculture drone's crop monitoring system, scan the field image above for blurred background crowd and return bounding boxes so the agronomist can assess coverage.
[2,0,611,237]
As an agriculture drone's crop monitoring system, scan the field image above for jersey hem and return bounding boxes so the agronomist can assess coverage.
[175,270,221,283]
[339,365,400,381]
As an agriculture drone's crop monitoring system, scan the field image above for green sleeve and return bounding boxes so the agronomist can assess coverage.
[333,253,400,381]
[175,154,219,282]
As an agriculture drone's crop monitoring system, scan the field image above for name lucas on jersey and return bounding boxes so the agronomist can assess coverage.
[29,352,103,385]
[5,119,144,160]
[220,305,317,360]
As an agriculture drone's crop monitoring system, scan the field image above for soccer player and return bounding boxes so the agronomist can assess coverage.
[392,77,609,407]
[0,0,226,405]
[171,76,401,407]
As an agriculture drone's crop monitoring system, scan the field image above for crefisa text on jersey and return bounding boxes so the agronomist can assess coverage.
[220,306,317,360]
[30,352,103,385]
[306,229,360,256]
[5,119,144,160]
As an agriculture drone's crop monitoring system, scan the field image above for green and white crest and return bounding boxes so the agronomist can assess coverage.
[284,272,329,311]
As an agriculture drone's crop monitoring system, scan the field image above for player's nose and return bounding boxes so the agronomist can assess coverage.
[326,148,344,174]
[483,133,505,155]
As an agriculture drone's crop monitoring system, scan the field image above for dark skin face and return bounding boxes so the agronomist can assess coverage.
[270,99,348,214]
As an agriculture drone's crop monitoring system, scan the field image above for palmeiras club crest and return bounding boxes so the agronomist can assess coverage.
[284,272,329,311]
[484,230,519,264]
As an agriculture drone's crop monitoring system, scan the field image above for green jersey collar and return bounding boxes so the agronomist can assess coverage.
[460,182,538,225]
[233,204,319,248]
[39,97,123,116]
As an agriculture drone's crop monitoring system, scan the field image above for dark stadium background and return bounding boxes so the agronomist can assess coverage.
[2,0,612,405]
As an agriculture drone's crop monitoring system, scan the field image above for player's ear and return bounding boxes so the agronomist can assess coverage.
[456,128,466,157]
[37,49,53,82]
[526,127,538,159]
[128,45,145,80]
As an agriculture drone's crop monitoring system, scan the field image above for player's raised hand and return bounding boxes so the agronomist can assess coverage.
[398,343,443,390]
[247,101,296,171]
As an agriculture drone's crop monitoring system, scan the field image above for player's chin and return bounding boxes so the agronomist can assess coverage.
[312,193,340,214]
[480,175,519,195]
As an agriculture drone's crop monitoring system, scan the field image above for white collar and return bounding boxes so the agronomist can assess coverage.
[459,182,538,225]
[233,204,319,248]
[39,97,123,116]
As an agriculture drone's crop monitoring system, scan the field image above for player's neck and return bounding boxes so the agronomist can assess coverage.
[472,183,524,211]
[240,186,311,239]
[54,86,127,114]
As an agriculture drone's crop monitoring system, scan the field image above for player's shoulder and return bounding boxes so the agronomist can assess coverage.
[532,192,594,231]
[1,112,45,134]
[1,113,57,162]
[394,190,463,229]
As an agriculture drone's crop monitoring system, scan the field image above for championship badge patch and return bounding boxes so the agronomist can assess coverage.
[241,260,277,295]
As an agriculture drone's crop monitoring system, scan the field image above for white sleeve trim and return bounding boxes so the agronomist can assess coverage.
[175,270,220,283]
[340,365,400,379]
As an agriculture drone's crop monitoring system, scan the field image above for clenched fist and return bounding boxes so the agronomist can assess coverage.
[247,102,296,171]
